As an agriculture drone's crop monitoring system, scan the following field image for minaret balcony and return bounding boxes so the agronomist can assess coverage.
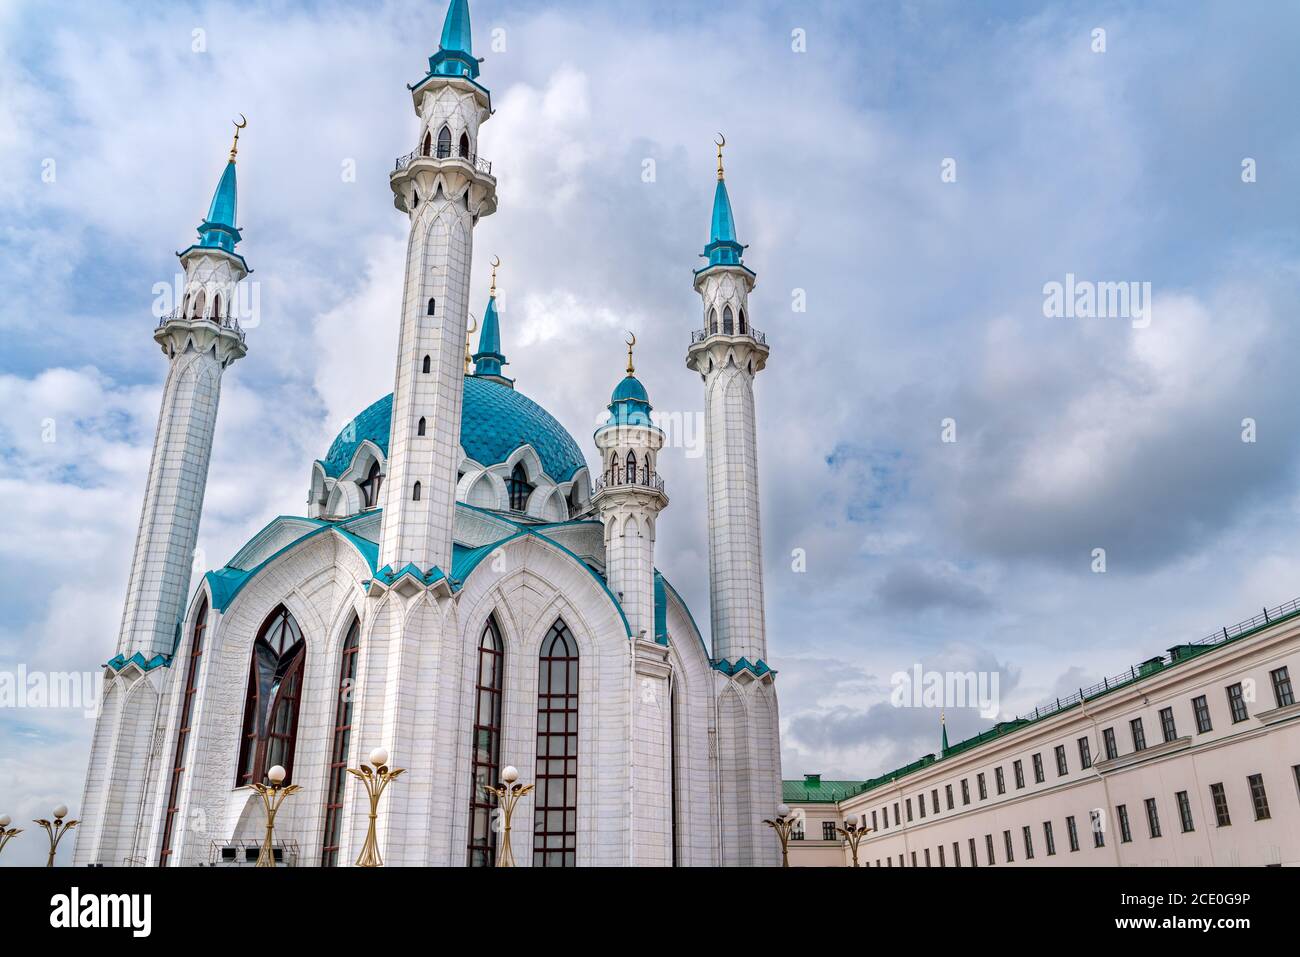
[394,145,492,176]
[592,468,666,496]
[690,325,766,346]
[157,310,246,345]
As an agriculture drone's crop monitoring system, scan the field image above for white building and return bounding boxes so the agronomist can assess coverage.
[787,601,1300,867]
[74,0,781,868]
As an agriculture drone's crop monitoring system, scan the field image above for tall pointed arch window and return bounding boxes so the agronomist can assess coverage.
[709,308,718,335]
[738,307,747,335]
[236,605,306,787]
[459,132,471,158]
[321,615,360,866]
[723,305,734,335]
[159,597,208,865]
[417,416,427,436]
[507,462,533,512]
[436,125,452,158]
[467,616,504,866]
[422,131,432,157]
[534,619,578,867]
[625,450,637,484]
[359,461,383,510]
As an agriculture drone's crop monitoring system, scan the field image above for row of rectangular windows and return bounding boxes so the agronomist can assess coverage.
[862,767,1296,866]
[866,667,1293,833]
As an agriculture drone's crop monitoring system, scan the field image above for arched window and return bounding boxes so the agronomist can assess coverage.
[644,453,652,482]
[625,450,637,484]
[507,462,533,511]
[723,305,734,335]
[467,616,504,866]
[213,294,222,320]
[191,291,205,319]
[417,417,427,437]
[709,308,718,335]
[534,619,578,867]
[422,131,431,157]
[160,597,208,865]
[609,453,618,484]
[436,125,452,158]
[413,481,422,501]
[321,615,360,866]
[422,355,431,373]
[427,298,436,316]
[359,461,383,510]
[459,132,470,158]
[236,605,306,787]
[738,308,747,335]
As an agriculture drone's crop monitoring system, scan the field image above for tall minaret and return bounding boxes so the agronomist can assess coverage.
[685,138,770,666]
[75,123,251,867]
[379,0,497,574]
[593,335,669,641]
[119,122,251,660]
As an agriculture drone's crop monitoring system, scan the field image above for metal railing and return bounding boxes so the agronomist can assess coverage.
[1011,595,1300,725]
[157,310,246,344]
[394,146,493,175]
[593,468,666,495]
[690,325,766,345]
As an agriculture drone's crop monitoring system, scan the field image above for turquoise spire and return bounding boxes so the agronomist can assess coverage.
[428,0,480,79]
[604,334,653,427]
[472,261,509,382]
[193,120,244,255]
[702,136,745,268]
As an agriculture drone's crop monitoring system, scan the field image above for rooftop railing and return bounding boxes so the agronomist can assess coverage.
[690,325,766,346]
[394,146,493,176]
[592,468,666,496]
[157,310,246,344]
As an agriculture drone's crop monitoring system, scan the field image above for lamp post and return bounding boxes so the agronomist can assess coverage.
[836,816,872,867]
[762,803,797,868]
[250,765,300,868]
[348,747,405,868]
[34,805,78,868]
[0,814,22,861]
[482,765,534,868]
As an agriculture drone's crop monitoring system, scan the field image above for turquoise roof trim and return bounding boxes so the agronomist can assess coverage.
[105,651,170,673]
[201,517,379,613]
[653,571,668,645]
[320,376,588,482]
[713,657,776,678]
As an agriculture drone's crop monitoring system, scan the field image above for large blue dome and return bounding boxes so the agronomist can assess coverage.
[320,376,588,482]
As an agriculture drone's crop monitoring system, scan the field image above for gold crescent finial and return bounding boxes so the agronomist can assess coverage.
[489,255,500,296]
[465,315,478,373]
[625,331,637,376]
[715,132,725,181]
[229,114,247,162]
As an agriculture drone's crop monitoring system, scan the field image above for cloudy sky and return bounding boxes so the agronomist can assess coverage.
[3,0,1300,864]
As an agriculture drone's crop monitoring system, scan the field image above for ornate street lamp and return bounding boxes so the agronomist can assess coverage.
[348,747,405,868]
[482,765,534,868]
[762,803,798,868]
[250,765,301,868]
[34,805,78,867]
[836,816,872,867]
[0,814,22,860]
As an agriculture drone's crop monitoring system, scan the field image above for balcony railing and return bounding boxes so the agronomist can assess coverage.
[157,310,247,344]
[592,468,666,496]
[394,146,493,176]
[690,325,766,345]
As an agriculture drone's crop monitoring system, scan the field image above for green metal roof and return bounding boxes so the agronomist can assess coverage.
[783,776,867,804]
[782,595,1300,806]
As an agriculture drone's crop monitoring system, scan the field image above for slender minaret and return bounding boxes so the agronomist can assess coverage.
[685,137,770,666]
[379,0,497,575]
[593,335,669,640]
[470,257,512,387]
[75,123,251,867]
[592,338,673,865]
[119,122,251,660]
